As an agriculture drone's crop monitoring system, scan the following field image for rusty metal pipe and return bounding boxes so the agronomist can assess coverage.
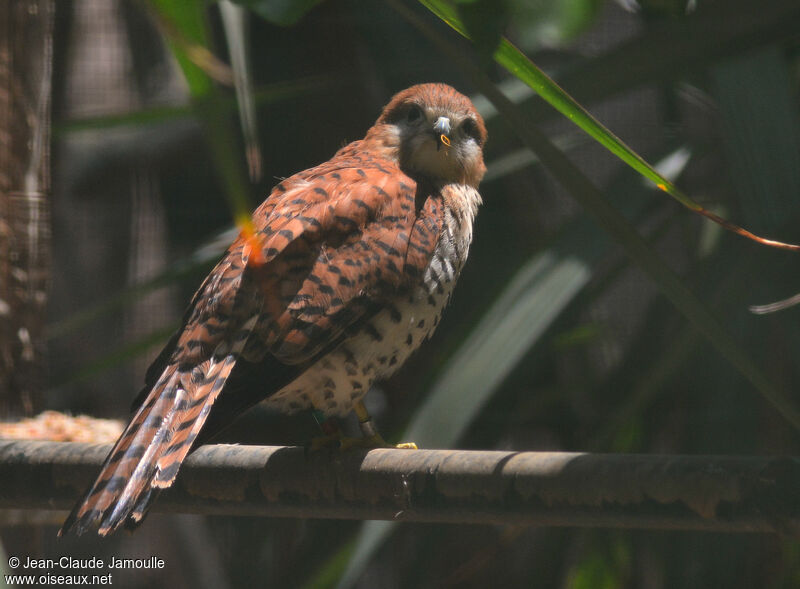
[0,440,797,535]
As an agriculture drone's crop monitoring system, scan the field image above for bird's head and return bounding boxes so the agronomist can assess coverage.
[367,83,487,188]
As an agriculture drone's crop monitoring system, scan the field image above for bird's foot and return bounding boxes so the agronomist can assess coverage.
[340,433,418,450]
[352,401,418,450]
[308,403,419,451]
[395,442,419,449]
[309,432,417,451]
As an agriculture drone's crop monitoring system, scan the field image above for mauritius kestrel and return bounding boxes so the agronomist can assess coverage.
[60,83,487,536]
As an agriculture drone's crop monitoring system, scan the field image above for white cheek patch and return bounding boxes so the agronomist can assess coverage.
[460,140,480,161]
[458,140,483,171]
[384,124,402,144]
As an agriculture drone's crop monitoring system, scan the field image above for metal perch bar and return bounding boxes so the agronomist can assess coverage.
[0,440,797,535]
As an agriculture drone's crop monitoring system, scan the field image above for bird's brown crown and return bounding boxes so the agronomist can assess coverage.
[365,83,487,187]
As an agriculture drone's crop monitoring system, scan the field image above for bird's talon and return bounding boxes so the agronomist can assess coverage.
[395,442,418,450]
[345,435,418,450]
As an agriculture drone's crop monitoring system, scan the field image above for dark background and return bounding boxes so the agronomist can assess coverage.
[6,0,800,587]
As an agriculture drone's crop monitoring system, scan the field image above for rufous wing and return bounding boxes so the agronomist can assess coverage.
[60,150,444,536]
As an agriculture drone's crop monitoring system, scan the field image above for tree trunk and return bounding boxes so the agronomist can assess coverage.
[0,0,54,417]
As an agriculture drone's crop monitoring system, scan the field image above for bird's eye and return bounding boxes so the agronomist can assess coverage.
[461,118,481,143]
[406,104,423,123]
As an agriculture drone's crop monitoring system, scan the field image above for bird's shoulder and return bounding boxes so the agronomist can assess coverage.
[256,144,415,231]
[243,147,447,362]
[149,147,447,376]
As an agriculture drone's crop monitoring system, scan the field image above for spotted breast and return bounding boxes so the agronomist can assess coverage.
[264,182,482,416]
[60,83,487,536]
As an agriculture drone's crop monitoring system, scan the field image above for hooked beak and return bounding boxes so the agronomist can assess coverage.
[433,116,451,149]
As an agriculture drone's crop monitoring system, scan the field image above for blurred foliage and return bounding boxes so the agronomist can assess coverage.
[43,0,800,588]
[509,0,604,48]
[452,0,509,59]
[454,0,604,55]
[635,0,697,19]
[150,0,255,231]
[567,534,631,589]
[230,0,325,26]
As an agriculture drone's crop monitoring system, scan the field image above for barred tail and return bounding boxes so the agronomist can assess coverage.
[59,323,255,536]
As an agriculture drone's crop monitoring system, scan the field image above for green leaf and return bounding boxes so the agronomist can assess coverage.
[148,0,214,97]
[220,0,263,182]
[417,0,800,252]
[403,0,800,429]
[231,0,324,26]
[335,144,694,589]
[453,0,508,60]
[419,0,691,208]
[148,0,254,234]
[509,0,800,133]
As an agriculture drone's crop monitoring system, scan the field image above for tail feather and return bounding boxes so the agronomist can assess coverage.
[126,486,159,529]
[152,353,234,489]
[60,369,182,536]
[60,319,255,537]
[97,384,190,535]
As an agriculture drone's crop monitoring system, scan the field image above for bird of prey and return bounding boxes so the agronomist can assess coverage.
[60,83,487,536]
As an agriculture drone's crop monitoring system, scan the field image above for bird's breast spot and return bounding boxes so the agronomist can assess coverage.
[264,286,454,417]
